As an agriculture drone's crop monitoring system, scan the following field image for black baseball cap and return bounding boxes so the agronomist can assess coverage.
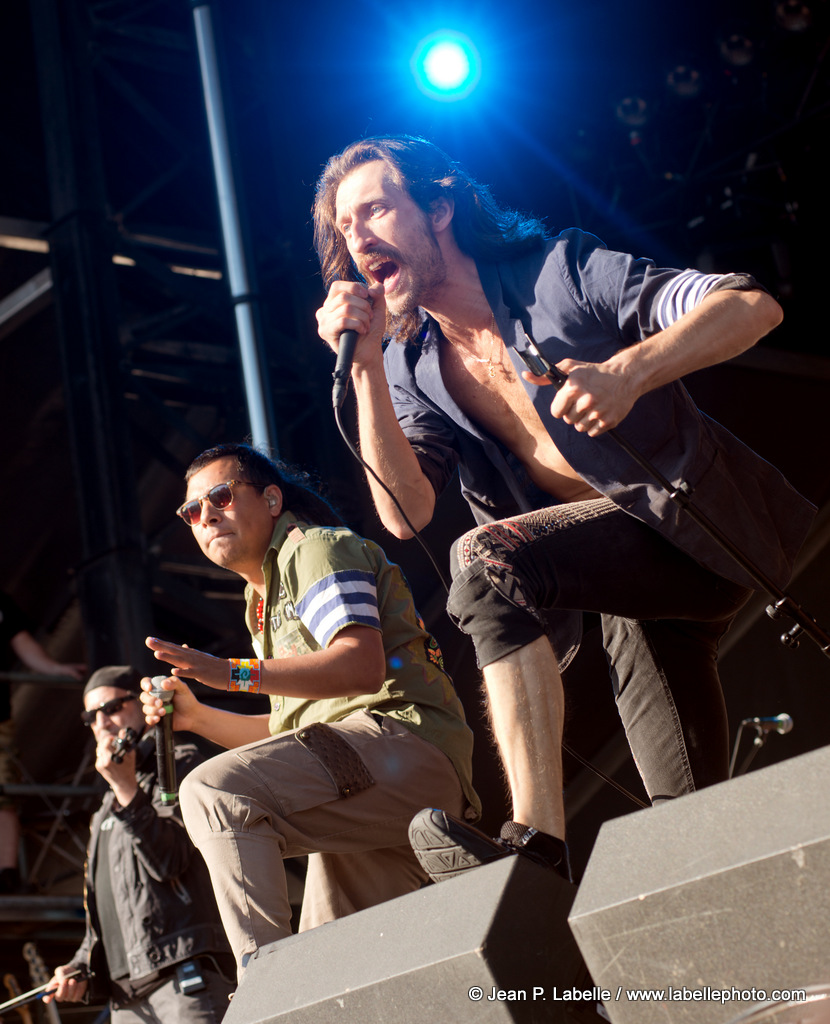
[83,665,142,699]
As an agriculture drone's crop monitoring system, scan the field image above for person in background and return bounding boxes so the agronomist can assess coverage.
[0,590,85,894]
[44,665,234,1022]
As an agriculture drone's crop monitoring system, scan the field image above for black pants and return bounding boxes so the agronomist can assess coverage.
[446,498,751,802]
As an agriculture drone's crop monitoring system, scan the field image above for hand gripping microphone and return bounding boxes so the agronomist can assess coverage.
[149,676,177,805]
[332,330,359,410]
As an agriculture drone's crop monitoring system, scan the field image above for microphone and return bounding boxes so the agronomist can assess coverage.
[741,713,794,735]
[332,329,359,410]
[149,676,177,805]
[111,726,138,764]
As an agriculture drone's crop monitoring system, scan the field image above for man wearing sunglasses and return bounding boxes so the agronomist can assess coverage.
[44,665,234,1022]
[141,443,479,980]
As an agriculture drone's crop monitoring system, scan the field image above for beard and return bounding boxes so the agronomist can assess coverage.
[382,229,447,330]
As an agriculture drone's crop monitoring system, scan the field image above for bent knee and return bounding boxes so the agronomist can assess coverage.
[179,753,249,835]
[178,765,212,837]
[180,752,285,838]
[451,523,498,578]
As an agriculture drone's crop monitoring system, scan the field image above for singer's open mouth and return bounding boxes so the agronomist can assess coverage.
[364,255,400,291]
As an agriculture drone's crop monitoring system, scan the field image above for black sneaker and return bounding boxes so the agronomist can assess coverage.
[408,808,572,884]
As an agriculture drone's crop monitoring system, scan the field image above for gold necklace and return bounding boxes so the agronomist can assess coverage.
[472,313,499,378]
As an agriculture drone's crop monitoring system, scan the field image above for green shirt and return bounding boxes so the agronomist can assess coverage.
[244,512,480,818]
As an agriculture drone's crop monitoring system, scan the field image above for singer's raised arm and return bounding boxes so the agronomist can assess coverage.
[316,281,436,537]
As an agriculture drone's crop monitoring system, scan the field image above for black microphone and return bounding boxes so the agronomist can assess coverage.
[149,676,177,805]
[332,329,359,410]
[741,713,794,735]
[111,726,138,764]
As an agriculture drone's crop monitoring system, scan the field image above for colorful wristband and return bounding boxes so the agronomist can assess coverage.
[228,659,263,693]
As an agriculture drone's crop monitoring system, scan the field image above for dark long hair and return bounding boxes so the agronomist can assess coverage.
[185,444,343,528]
[313,134,548,293]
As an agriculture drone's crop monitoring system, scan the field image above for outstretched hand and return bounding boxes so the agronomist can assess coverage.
[145,636,228,691]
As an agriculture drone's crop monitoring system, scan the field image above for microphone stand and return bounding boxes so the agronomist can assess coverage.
[729,728,770,780]
[728,720,785,779]
[519,338,830,661]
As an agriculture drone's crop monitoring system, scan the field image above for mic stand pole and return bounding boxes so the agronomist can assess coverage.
[520,339,830,660]
[603,423,829,657]
[728,723,771,779]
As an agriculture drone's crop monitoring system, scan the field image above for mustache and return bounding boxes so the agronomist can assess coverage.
[359,245,406,273]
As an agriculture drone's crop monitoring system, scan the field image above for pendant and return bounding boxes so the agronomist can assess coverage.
[488,363,496,379]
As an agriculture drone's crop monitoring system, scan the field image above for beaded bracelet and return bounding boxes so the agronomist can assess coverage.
[228,659,263,693]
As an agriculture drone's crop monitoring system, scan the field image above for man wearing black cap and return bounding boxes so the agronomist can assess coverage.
[44,666,234,1023]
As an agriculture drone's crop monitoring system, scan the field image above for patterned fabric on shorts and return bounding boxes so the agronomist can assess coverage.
[455,498,618,610]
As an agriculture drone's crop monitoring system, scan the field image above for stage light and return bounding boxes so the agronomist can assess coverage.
[775,0,813,31]
[614,95,651,127]
[719,30,756,67]
[666,63,703,98]
[410,30,482,101]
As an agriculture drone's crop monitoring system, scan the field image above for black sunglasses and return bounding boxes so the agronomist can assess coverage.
[176,480,263,526]
[81,694,137,727]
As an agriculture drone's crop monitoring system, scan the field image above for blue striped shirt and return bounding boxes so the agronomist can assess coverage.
[655,270,724,330]
[295,568,381,648]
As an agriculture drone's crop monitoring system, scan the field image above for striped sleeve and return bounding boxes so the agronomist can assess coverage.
[654,270,727,330]
[294,569,381,648]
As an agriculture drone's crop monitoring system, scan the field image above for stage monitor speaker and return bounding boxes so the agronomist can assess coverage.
[225,855,604,1024]
[727,985,830,1024]
[569,745,830,1024]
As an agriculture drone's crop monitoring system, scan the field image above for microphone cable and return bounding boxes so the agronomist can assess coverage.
[333,402,451,591]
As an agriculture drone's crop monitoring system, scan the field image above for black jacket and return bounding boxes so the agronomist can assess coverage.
[68,733,230,1003]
